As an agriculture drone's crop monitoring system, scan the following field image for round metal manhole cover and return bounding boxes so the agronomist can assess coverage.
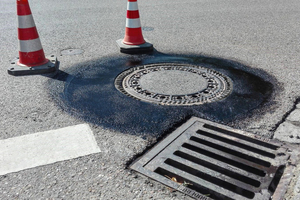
[115,63,233,106]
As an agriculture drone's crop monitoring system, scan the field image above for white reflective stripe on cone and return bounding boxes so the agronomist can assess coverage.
[127,2,138,11]
[126,18,141,28]
[19,38,43,52]
[18,15,36,29]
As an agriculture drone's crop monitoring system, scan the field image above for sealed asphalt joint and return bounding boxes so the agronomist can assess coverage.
[270,98,300,133]
[273,98,300,143]
[47,52,278,138]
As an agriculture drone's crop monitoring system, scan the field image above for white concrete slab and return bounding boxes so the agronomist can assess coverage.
[0,124,100,176]
[287,109,300,122]
[273,122,300,143]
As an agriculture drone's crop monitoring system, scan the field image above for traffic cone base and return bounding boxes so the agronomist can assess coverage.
[116,38,153,54]
[9,0,59,76]
[117,0,153,54]
[8,54,58,76]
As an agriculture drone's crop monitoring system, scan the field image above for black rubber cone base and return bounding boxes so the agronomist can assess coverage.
[116,39,153,54]
[8,55,58,76]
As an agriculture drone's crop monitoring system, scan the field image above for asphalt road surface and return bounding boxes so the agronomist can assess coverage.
[1,0,300,199]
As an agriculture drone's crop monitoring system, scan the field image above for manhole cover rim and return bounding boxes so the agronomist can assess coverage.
[115,63,233,106]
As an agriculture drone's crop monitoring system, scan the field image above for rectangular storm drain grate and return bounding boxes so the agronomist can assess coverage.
[130,117,300,200]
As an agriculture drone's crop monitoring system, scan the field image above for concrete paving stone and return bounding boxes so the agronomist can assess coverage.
[293,178,300,200]
[273,122,300,143]
[287,109,300,122]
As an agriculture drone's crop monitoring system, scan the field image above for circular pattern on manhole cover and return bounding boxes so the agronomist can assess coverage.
[115,63,233,106]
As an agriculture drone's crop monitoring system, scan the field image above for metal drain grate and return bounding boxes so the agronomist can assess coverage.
[130,117,300,200]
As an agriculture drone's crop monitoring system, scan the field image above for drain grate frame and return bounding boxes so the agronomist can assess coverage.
[130,117,300,200]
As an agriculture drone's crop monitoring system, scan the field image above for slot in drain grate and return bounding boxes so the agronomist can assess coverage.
[130,117,300,200]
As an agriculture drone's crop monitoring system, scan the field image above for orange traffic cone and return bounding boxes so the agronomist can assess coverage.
[116,0,153,54]
[8,0,58,76]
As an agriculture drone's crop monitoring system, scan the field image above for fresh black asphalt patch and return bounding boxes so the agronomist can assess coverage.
[47,52,276,136]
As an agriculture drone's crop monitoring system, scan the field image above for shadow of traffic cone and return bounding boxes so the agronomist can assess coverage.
[116,0,153,54]
[8,0,58,76]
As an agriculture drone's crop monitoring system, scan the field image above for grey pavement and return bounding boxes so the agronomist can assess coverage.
[1,0,300,199]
